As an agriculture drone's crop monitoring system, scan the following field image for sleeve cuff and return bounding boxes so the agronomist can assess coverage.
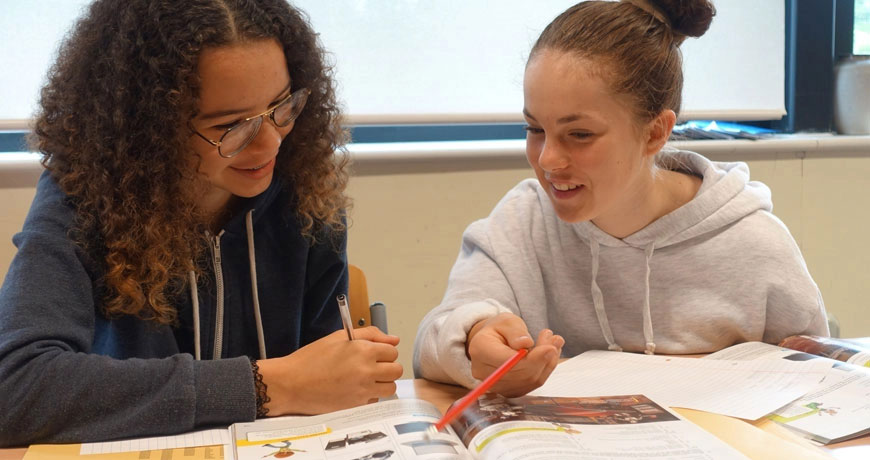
[193,356,257,426]
[434,299,513,389]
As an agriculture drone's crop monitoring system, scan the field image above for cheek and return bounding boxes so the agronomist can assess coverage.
[187,141,210,171]
[525,137,543,167]
[194,153,226,180]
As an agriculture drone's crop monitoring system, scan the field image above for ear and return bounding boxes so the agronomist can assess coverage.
[643,109,676,157]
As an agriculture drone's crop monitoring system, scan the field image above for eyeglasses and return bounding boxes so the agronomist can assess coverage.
[192,87,311,158]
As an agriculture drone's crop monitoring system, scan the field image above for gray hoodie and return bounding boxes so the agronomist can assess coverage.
[413,150,828,388]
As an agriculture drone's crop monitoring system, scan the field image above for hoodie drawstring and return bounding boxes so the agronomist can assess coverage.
[589,239,658,354]
[246,210,267,360]
[188,209,267,361]
[642,241,656,355]
[190,270,201,361]
[589,239,622,352]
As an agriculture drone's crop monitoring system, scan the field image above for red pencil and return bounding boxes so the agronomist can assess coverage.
[426,348,529,438]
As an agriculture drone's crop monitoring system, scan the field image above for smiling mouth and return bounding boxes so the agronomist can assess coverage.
[552,183,579,191]
[234,159,272,171]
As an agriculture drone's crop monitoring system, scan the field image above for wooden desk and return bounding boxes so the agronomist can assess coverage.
[3,378,868,460]
[0,449,25,460]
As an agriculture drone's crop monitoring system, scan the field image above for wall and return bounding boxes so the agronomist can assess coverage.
[2,138,870,376]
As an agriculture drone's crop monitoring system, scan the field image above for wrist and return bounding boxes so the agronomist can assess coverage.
[466,319,488,359]
[250,358,270,418]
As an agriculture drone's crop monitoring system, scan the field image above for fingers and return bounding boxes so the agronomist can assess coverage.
[491,315,535,350]
[537,348,560,385]
[536,328,565,350]
[470,327,565,397]
[373,381,398,398]
[352,326,400,346]
[472,337,522,368]
[373,362,404,382]
[470,314,534,367]
[348,340,399,363]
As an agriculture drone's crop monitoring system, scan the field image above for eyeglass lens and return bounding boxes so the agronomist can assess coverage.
[218,89,309,157]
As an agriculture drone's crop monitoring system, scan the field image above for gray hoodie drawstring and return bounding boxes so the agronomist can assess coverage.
[188,209,266,361]
[589,238,658,354]
[590,239,622,352]
[642,241,656,355]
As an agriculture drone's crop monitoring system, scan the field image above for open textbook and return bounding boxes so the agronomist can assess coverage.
[705,340,870,444]
[778,334,870,367]
[229,396,748,460]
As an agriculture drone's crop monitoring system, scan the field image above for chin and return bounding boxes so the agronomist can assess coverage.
[234,176,274,198]
[226,185,267,199]
[552,206,592,224]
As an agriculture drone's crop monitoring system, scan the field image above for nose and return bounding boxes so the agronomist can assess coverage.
[537,138,569,172]
[246,118,286,155]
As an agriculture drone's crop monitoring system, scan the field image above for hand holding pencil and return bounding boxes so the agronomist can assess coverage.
[426,347,529,440]
[466,312,565,398]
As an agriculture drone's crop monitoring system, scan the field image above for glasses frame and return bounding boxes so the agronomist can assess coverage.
[192,87,311,158]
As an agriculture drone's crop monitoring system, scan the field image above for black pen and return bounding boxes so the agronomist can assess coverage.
[336,294,355,340]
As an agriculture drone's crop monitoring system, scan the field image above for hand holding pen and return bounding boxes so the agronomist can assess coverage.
[245,297,402,417]
[336,294,355,340]
[466,312,564,398]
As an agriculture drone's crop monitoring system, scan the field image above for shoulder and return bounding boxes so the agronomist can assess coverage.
[487,178,554,224]
[462,178,566,251]
[21,170,77,235]
[728,210,803,260]
[465,179,552,235]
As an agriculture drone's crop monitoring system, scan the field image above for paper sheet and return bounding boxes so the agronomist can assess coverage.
[707,341,870,444]
[532,350,832,420]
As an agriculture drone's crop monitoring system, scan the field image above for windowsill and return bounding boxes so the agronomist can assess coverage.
[346,134,870,174]
[3,134,870,185]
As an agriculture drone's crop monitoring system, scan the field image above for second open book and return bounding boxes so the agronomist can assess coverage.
[230,394,748,459]
[706,338,870,445]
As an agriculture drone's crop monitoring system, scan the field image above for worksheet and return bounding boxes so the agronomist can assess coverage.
[531,350,832,419]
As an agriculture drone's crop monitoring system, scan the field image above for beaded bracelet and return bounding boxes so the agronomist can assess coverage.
[250,358,271,418]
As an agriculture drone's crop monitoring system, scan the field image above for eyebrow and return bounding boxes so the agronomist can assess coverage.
[523,108,587,124]
[198,82,293,121]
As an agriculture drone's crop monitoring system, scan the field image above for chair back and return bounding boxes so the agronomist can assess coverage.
[347,264,372,328]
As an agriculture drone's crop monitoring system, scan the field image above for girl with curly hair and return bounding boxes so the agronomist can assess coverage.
[0,0,401,445]
[415,0,828,397]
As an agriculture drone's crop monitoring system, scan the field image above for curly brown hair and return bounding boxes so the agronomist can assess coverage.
[29,0,350,325]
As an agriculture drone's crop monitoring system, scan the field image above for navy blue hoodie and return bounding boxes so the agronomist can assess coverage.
[0,171,346,445]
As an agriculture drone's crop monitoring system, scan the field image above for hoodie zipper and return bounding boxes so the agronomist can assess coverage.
[209,230,226,359]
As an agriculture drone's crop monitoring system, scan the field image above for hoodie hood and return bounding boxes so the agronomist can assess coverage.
[574,150,772,249]
[573,149,774,354]
[219,177,286,239]
[413,149,826,388]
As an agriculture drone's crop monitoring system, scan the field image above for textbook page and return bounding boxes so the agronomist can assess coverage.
[779,335,870,367]
[78,428,232,458]
[453,393,748,460]
[531,350,832,420]
[706,341,870,444]
[230,398,470,460]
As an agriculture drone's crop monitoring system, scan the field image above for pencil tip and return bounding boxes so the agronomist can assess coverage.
[423,424,438,442]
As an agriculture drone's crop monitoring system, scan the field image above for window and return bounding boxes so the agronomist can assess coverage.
[856,0,870,54]
[298,0,785,124]
[2,1,787,148]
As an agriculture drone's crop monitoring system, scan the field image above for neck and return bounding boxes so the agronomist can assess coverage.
[592,164,701,239]
[198,187,238,233]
